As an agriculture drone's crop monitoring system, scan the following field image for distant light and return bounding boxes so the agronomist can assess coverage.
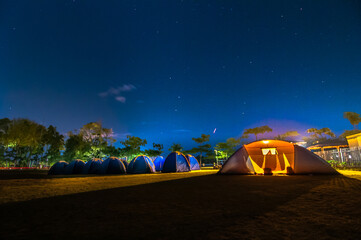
[262,140,269,144]
[261,148,277,155]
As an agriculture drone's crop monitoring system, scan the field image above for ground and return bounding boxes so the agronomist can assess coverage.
[1,169,361,240]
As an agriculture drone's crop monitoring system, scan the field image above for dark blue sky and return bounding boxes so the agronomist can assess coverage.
[1,0,361,150]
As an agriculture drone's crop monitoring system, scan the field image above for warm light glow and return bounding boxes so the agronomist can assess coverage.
[246,148,293,175]
[248,156,264,174]
[262,140,269,144]
[261,148,277,155]
[283,153,291,169]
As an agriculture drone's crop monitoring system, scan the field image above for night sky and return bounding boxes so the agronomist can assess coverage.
[1,0,361,150]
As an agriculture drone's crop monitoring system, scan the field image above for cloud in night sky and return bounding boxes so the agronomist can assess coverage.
[98,84,136,103]
[115,96,126,103]
[112,132,132,139]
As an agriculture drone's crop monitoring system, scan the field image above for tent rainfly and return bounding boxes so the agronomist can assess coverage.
[162,151,191,173]
[64,159,86,174]
[120,159,129,169]
[186,154,201,170]
[153,156,165,171]
[127,155,156,174]
[48,161,69,175]
[219,140,338,175]
[82,159,103,174]
[100,157,126,174]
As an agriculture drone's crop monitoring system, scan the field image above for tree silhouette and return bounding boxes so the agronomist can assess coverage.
[215,137,240,157]
[191,134,211,166]
[2,118,48,166]
[343,112,361,129]
[120,135,147,160]
[307,127,335,139]
[144,143,163,157]
[274,131,300,140]
[168,143,183,152]
[244,125,273,140]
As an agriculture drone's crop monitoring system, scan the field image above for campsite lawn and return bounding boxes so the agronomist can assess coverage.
[1,170,361,239]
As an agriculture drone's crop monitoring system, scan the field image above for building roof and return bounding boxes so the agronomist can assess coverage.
[346,132,361,140]
[307,139,348,150]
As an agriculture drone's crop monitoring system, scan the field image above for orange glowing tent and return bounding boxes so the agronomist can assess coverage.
[219,140,338,175]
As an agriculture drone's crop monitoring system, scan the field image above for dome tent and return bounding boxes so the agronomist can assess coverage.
[153,156,165,171]
[127,155,156,174]
[120,158,129,169]
[81,158,103,174]
[219,140,339,175]
[186,154,201,170]
[64,159,86,174]
[162,152,191,173]
[100,157,126,174]
[48,161,68,175]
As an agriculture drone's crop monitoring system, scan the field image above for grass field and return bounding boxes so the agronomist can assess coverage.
[1,170,361,239]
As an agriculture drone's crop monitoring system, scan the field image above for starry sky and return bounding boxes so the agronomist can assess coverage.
[1,0,361,150]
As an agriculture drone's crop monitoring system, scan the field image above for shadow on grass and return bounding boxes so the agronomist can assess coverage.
[0,169,216,180]
[0,170,123,180]
[2,173,357,240]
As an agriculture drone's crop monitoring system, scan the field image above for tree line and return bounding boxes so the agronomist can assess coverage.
[0,111,360,167]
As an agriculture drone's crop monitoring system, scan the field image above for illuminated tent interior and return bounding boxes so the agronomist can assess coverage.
[81,159,103,174]
[48,161,68,175]
[186,154,201,170]
[162,151,191,173]
[153,156,165,171]
[219,140,338,175]
[127,155,156,174]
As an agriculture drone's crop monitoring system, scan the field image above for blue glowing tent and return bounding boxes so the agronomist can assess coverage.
[64,159,86,174]
[81,158,103,174]
[186,154,201,170]
[127,155,156,174]
[162,152,191,173]
[48,161,68,175]
[153,156,165,171]
[100,157,126,174]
